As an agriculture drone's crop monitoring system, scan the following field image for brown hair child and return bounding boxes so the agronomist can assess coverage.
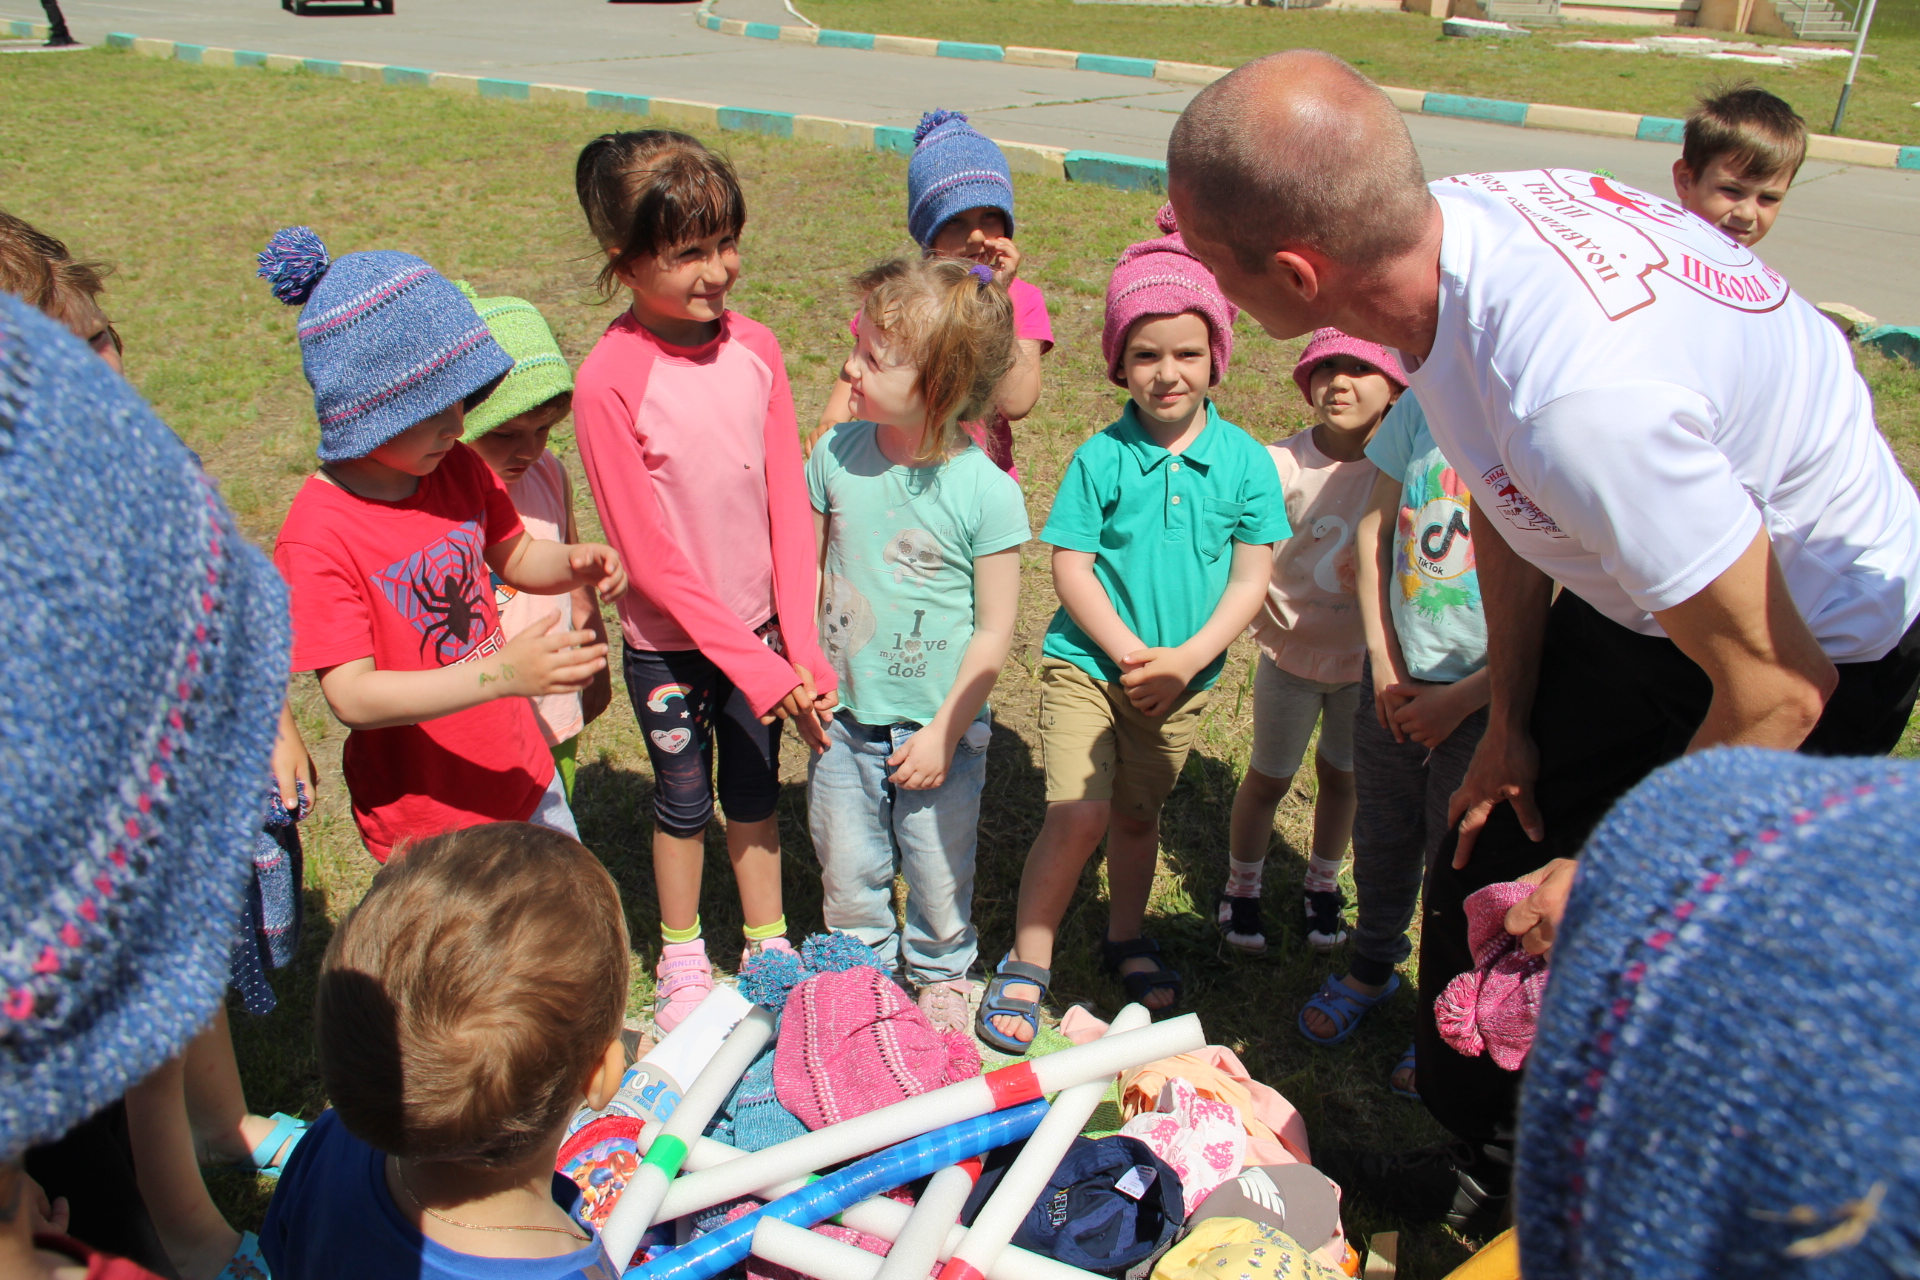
[1672,83,1807,248]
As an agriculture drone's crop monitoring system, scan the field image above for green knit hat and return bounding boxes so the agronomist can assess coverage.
[456,283,575,441]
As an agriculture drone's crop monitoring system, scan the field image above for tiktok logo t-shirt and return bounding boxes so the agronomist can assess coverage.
[806,421,1031,727]
[1366,394,1486,684]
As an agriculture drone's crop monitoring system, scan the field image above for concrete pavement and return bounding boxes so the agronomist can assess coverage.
[23,0,1920,320]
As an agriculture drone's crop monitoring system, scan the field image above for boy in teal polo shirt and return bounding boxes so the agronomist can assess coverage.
[978,209,1288,1051]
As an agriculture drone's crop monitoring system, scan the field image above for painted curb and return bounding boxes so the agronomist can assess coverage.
[687,3,1917,166]
[3,16,49,37]
[84,27,1083,190]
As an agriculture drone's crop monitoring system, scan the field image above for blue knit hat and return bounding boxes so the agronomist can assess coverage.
[256,226,513,462]
[0,296,291,1161]
[1517,748,1920,1279]
[906,110,1016,249]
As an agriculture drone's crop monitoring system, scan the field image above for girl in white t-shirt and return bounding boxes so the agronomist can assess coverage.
[1221,329,1406,966]
[460,288,612,798]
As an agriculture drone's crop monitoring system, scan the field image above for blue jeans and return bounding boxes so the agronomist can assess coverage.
[807,710,991,986]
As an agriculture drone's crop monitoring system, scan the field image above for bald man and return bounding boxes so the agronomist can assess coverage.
[1169,50,1920,1232]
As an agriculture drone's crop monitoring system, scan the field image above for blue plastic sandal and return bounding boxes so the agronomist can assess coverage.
[1297,972,1401,1046]
[976,954,1050,1055]
[246,1111,308,1179]
[217,1230,269,1280]
[1391,1042,1420,1100]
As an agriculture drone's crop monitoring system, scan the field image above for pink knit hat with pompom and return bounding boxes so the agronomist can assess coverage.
[1102,205,1238,388]
[772,966,982,1130]
[1290,327,1409,403]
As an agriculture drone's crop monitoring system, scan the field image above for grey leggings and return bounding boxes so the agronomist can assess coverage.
[1349,656,1488,987]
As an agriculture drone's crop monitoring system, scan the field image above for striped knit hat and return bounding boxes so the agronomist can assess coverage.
[256,227,512,461]
[455,284,575,441]
[907,110,1016,248]
[1103,204,1238,387]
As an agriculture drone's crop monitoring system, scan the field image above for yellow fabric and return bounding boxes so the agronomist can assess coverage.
[1121,1049,1313,1166]
[1443,1229,1520,1280]
[1152,1217,1347,1280]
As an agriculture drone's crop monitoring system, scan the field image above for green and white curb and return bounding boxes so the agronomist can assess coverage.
[76,29,1174,194]
[691,5,1920,172]
[3,15,50,37]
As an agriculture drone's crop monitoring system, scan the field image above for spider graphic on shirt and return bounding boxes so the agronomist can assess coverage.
[412,570,488,664]
[370,518,496,666]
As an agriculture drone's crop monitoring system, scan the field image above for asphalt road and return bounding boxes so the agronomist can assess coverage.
[21,0,1920,320]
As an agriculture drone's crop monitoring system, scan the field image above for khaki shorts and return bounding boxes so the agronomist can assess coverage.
[1039,657,1210,821]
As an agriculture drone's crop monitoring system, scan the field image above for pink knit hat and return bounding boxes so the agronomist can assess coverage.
[1290,327,1409,403]
[772,965,982,1130]
[1102,205,1238,388]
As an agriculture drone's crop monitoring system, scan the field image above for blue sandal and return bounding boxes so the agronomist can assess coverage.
[245,1111,309,1179]
[1391,1042,1419,1099]
[1297,973,1401,1046]
[976,954,1051,1055]
[217,1230,269,1280]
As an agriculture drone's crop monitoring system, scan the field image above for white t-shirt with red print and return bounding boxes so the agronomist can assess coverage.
[1405,168,1920,663]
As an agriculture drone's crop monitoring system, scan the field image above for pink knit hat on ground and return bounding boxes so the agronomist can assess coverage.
[1102,205,1239,387]
[1291,327,1409,403]
[773,965,982,1130]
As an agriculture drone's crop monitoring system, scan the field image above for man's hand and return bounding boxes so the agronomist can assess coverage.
[270,698,316,811]
[889,725,959,790]
[1505,858,1579,958]
[1448,723,1544,869]
[495,614,609,698]
[567,542,628,601]
[1118,647,1196,718]
[1388,679,1475,750]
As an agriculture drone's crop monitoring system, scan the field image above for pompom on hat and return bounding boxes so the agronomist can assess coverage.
[767,934,981,1131]
[1102,205,1238,388]
[1290,328,1408,403]
[256,226,512,462]
[907,110,1016,249]
[454,283,575,443]
[0,296,291,1161]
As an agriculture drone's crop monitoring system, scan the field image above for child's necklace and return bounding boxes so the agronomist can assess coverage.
[394,1162,591,1242]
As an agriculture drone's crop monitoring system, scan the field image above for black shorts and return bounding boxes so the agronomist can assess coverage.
[625,644,782,837]
[1417,591,1920,1145]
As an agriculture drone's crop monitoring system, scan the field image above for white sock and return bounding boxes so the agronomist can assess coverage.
[1227,856,1264,898]
[1304,855,1346,895]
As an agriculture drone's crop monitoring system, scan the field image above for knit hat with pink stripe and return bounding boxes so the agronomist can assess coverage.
[1290,328,1408,403]
[1102,205,1239,387]
[257,226,512,462]
[770,940,981,1130]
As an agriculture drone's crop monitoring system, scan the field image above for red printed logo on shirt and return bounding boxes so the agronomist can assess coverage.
[370,518,498,664]
[1482,465,1566,540]
[1447,170,1789,320]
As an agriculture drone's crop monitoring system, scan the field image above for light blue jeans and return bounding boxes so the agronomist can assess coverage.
[807,710,991,986]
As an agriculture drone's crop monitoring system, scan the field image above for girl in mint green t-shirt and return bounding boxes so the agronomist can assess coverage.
[804,257,1031,1034]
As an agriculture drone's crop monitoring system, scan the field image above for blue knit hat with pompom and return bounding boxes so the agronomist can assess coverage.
[0,297,291,1161]
[906,110,1016,249]
[256,227,512,461]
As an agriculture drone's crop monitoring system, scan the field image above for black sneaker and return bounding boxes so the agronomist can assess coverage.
[1315,1140,1512,1239]
[1215,894,1266,955]
[1303,888,1348,950]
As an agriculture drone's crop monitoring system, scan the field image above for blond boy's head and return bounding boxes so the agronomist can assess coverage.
[1673,85,1806,248]
[316,823,630,1169]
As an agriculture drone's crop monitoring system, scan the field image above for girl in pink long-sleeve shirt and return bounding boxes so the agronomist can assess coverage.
[573,129,836,1031]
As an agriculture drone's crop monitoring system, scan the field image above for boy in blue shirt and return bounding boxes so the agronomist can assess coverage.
[978,208,1289,1051]
[261,824,631,1278]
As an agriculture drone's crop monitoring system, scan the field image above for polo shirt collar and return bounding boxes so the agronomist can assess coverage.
[1114,400,1224,473]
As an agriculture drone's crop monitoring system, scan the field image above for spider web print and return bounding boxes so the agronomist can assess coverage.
[369,519,495,665]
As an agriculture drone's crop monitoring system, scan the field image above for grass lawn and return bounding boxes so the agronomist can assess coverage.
[797,0,1920,147]
[3,48,1917,1278]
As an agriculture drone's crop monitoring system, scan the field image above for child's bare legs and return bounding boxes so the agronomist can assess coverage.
[1101,812,1174,1008]
[124,1054,241,1280]
[653,815,784,936]
[990,800,1110,1045]
[1229,764,1294,872]
[182,1006,296,1170]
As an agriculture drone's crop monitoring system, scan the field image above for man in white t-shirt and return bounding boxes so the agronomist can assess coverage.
[1166,49,1920,1233]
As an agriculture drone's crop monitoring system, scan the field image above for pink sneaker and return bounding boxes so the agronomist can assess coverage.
[741,934,794,965]
[653,939,714,1035]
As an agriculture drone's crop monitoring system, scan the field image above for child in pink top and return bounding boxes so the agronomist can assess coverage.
[572,130,836,1032]
[1222,330,1406,961]
[459,286,613,802]
[808,111,1052,477]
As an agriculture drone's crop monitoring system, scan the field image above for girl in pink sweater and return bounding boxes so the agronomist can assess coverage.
[573,130,836,1031]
